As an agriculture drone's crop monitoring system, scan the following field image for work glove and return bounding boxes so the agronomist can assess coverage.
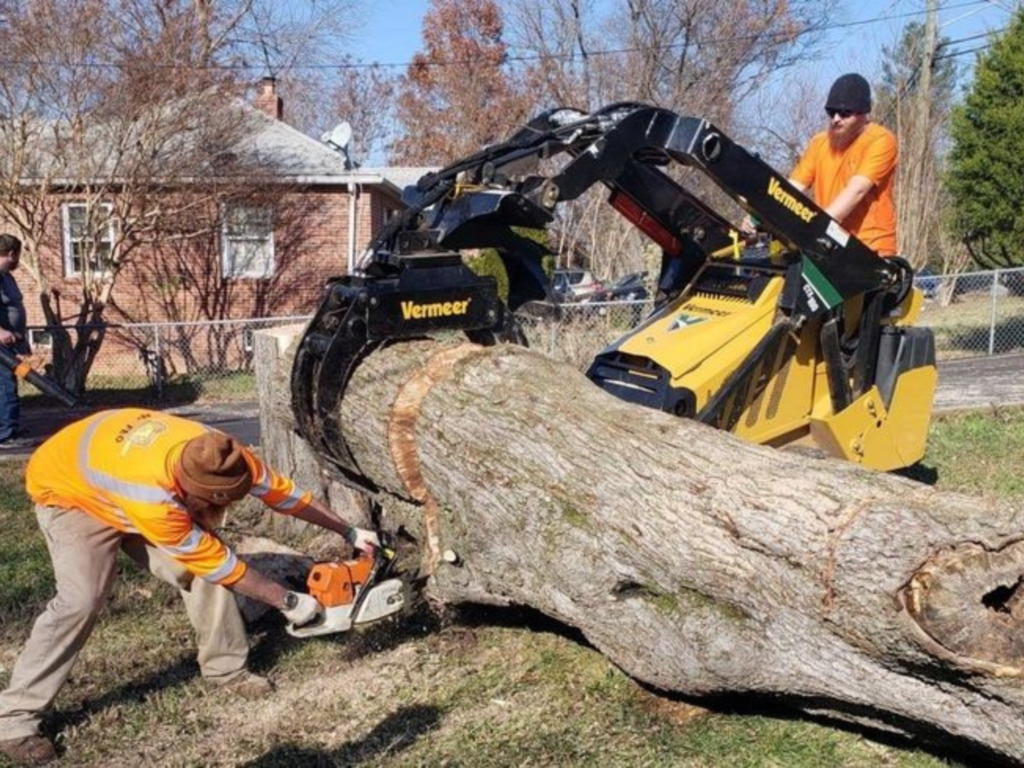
[281,591,322,627]
[345,526,380,556]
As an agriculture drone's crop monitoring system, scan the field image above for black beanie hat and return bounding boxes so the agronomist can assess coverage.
[825,73,871,114]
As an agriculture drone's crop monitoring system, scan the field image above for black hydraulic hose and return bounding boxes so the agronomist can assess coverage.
[0,345,78,407]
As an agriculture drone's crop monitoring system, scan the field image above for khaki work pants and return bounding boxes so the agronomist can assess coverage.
[0,504,249,740]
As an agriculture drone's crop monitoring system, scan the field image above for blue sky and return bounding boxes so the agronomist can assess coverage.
[347,0,431,66]
[347,0,1012,85]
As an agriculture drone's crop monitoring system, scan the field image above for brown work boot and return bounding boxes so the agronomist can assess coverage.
[205,671,274,699]
[0,735,57,765]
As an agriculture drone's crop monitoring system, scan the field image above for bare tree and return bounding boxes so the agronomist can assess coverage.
[875,13,958,271]
[509,0,839,122]
[327,61,398,166]
[746,74,825,173]
[498,0,841,281]
[0,0,356,391]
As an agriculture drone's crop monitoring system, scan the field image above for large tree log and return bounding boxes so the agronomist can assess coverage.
[260,330,1024,762]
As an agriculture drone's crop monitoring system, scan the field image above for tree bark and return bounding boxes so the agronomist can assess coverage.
[253,325,371,536]
[260,329,1024,763]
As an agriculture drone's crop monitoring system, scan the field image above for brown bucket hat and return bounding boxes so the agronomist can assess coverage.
[177,432,253,503]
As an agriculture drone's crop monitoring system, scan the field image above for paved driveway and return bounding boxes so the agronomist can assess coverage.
[933,354,1024,413]
[2,401,260,459]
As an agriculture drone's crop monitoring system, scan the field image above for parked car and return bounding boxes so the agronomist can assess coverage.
[580,271,651,323]
[914,267,939,300]
[951,270,998,298]
[551,268,604,301]
[587,271,650,303]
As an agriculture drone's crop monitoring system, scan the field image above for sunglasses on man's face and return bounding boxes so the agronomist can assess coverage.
[826,108,856,119]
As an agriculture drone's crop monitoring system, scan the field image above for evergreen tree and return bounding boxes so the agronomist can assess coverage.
[947,10,1024,268]
[875,19,958,267]
[876,21,957,135]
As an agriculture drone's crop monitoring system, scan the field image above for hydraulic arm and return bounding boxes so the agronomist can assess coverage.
[292,103,935,474]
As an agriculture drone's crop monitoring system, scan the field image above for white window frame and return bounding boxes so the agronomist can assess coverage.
[221,204,276,279]
[62,202,115,277]
[27,328,52,350]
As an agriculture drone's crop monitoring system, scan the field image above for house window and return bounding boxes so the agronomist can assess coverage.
[27,329,52,350]
[221,205,275,279]
[62,202,115,276]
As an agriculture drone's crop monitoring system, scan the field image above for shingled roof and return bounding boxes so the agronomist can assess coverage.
[237,107,432,192]
[9,93,429,196]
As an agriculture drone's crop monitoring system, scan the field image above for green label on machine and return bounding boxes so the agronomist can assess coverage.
[801,257,843,311]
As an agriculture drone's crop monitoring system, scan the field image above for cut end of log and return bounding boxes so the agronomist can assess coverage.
[902,541,1024,676]
[387,343,483,503]
[387,343,484,577]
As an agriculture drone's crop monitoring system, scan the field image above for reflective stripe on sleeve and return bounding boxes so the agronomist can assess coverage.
[161,526,205,557]
[250,464,271,496]
[111,509,140,534]
[274,494,305,511]
[203,551,240,584]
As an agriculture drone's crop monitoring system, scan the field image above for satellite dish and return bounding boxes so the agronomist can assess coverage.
[323,121,352,152]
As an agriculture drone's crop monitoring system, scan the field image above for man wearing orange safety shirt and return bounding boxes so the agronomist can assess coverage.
[789,72,898,256]
[0,408,380,765]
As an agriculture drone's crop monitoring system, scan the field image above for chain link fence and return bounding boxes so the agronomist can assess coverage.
[913,267,1024,359]
[521,266,1024,371]
[19,266,1024,405]
[517,300,654,371]
[23,316,311,405]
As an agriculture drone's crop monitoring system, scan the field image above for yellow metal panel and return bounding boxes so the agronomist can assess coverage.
[732,323,820,445]
[616,279,782,409]
[807,365,937,471]
[890,287,924,326]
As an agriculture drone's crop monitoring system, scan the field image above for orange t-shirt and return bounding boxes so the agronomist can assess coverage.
[790,122,898,256]
[26,408,313,586]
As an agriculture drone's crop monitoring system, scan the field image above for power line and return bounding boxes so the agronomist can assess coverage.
[876,15,1002,122]
[934,42,994,59]
[938,29,1003,47]
[0,0,997,74]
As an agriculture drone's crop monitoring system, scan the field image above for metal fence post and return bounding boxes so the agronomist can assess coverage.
[153,324,165,400]
[989,269,999,356]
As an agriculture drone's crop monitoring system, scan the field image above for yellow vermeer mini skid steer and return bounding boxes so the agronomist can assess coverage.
[292,103,936,477]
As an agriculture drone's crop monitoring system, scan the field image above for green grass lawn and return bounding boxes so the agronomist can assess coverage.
[1,410,1012,767]
[19,371,258,410]
[918,293,1024,358]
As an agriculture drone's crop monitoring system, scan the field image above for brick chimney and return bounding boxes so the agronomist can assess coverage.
[254,76,284,121]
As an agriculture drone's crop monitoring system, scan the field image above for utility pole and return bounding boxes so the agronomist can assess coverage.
[914,0,939,170]
[902,0,939,263]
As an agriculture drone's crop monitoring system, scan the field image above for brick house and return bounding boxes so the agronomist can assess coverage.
[10,80,433,382]
[23,79,431,331]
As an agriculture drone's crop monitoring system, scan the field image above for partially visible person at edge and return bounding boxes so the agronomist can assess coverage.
[0,408,381,765]
[742,73,898,257]
[0,234,30,446]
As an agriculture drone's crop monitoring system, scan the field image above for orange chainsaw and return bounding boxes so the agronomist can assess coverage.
[286,540,406,638]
